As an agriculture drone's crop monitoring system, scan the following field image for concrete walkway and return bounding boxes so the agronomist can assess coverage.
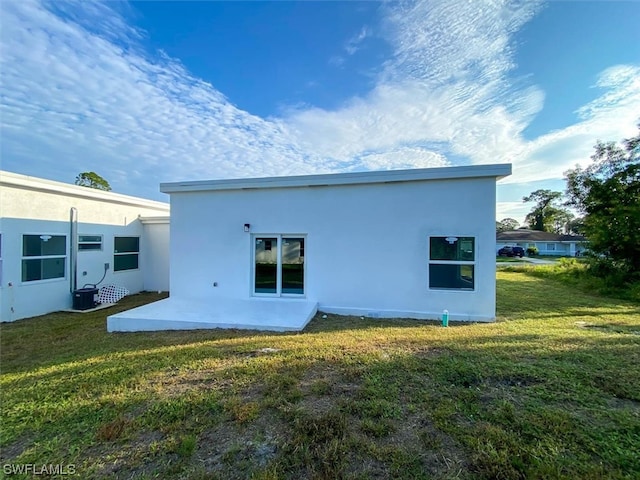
[521,257,557,265]
[497,257,558,266]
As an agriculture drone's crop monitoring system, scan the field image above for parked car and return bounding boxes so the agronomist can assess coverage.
[498,246,525,257]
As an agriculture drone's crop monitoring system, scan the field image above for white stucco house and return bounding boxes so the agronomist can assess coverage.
[0,170,170,322]
[108,164,511,332]
[496,229,587,256]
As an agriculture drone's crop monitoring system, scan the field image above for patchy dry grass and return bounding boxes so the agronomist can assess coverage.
[1,274,639,479]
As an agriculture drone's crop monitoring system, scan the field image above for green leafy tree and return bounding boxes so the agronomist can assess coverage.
[551,209,575,234]
[496,218,520,233]
[75,172,111,191]
[522,189,568,231]
[566,217,586,235]
[565,127,640,274]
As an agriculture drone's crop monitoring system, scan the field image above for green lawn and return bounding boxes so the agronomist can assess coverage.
[1,272,639,479]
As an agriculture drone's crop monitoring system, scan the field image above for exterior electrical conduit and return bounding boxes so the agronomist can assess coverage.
[70,207,78,293]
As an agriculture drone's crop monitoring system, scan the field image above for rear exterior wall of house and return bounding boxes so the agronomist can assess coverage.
[169,176,498,321]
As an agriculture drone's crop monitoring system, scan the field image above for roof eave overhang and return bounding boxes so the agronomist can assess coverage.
[160,163,512,194]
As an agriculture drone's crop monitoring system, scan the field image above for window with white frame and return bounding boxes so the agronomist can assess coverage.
[22,234,66,282]
[546,243,556,251]
[79,234,103,251]
[114,237,139,271]
[429,236,475,290]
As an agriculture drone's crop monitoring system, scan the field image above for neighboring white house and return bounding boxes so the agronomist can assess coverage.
[108,164,511,332]
[496,229,587,256]
[0,170,170,322]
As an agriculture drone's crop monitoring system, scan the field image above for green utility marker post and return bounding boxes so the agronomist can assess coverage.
[442,309,449,327]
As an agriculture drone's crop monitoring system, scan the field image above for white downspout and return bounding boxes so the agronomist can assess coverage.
[70,207,78,293]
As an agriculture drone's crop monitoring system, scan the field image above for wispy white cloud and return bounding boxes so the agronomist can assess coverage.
[0,0,331,198]
[345,26,371,55]
[329,25,372,67]
[328,55,346,67]
[0,0,638,209]
[500,64,640,186]
[382,0,542,85]
[355,147,449,171]
[288,0,546,171]
[496,201,530,223]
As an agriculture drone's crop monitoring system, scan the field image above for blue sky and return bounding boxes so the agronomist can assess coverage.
[1,0,639,223]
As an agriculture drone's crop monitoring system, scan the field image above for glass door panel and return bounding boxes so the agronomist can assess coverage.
[281,237,304,295]
[254,237,278,294]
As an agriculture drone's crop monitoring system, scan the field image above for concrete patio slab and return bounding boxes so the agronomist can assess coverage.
[107,297,318,332]
[65,303,117,314]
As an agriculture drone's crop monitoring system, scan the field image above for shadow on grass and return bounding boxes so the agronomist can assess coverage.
[3,275,640,375]
[3,273,639,478]
[2,326,639,479]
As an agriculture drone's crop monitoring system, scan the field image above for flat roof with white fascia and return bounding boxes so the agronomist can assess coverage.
[139,215,170,224]
[160,163,512,194]
[0,170,170,211]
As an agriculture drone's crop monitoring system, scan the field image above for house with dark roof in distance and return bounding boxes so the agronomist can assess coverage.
[496,229,587,256]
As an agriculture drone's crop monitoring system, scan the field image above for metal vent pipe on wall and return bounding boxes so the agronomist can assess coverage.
[70,207,78,293]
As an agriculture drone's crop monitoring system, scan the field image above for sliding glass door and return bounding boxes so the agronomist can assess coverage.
[253,235,305,296]
[281,237,304,294]
[254,237,278,294]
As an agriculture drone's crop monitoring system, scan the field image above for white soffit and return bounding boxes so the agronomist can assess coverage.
[139,216,170,224]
